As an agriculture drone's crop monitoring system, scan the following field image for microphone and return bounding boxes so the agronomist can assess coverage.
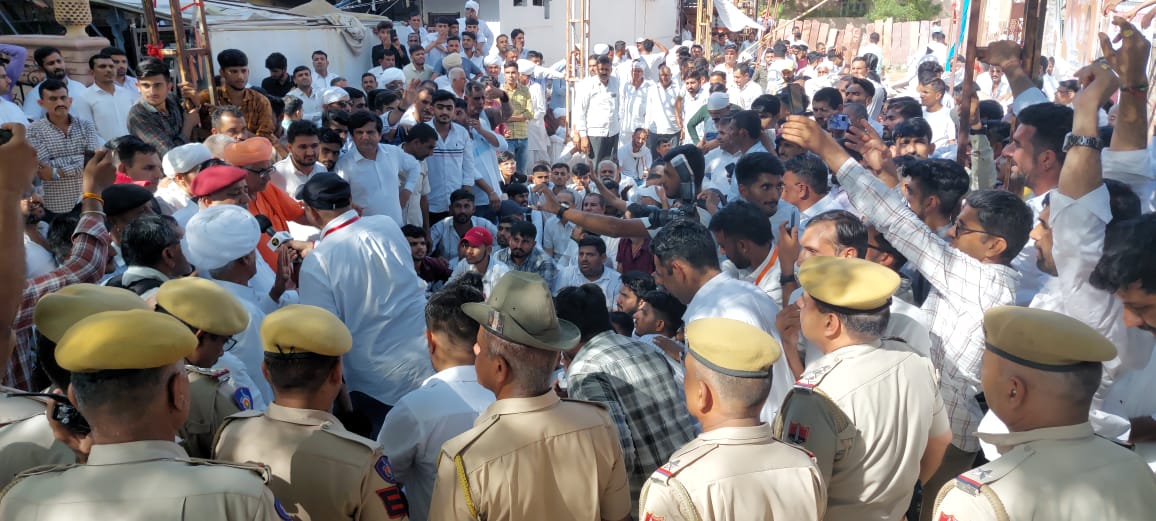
[255,214,293,252]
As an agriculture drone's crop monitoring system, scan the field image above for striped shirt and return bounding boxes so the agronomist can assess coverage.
[423,121,477,213]
[28,116,102,213]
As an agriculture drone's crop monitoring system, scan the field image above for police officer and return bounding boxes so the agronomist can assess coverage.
[932,306,1156,520]
[429,272,632,521]
[773,256,951,521]
[0,284,148,486]
[213,304,410,521]
[154,277,254,458]
[0,310,283,519]
[640,317,826,521]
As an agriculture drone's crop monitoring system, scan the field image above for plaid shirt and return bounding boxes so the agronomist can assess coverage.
[835,158,1019,452]
[27,117,101,213]
[494,246,558,287]
[127,94,187,157]
[8,213,110,389]
[566,331,699,504]
[501,84,532,139]
[198,87,276,142]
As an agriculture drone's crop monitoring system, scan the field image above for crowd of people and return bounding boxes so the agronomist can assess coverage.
[0,1,1155,519]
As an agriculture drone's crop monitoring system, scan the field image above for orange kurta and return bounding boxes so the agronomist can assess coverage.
[249,183,305,269]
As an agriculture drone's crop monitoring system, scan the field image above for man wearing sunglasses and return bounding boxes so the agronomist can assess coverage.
[223,137,312,271]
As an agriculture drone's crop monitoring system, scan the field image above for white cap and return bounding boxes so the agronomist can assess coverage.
[593,43,610,56]
[516,59,535,75]
[483,54,502,67]
[322,87,349,105]
[707,92,730,110]
[203,134,236,160]
[380,67,405,86]
[464,0,479,11]
[553,107,567,119]
[182,204,260,271]
[631,60,644,70]
[635,37,646,43]
[162,143,212,178]
[634,185,660,203]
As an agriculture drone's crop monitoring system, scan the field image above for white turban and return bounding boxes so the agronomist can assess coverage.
[483,54,502,67]
[593,43,610,56]
[464,0,479,11]
[380,67,405,86]
[182,204,260,271]
[162,143,212,178]
[517,59,535,75]
[322,87,349,105]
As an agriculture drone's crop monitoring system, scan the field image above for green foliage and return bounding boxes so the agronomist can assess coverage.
[866,0,942,22]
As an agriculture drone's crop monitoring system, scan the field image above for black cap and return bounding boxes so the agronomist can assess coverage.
[498,200,523,217]
[101,184,154,218]
[296,173,351,210]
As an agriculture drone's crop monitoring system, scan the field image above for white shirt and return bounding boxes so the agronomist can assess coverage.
[335,143,421,225]
[646,81,681,135]
[573,75,621,138]
[683,272,792,421]
[680,86,709,139]
[1011,193,1052,306]
[0,98,27,124]
[619,80,650,138]
[74,83,137,144]
[153,180,189,216]
[617,144,651,182]
[429,216,497,263]
[400,153,430,227]
[469,111,507,207]
[922,106,956,148]
[378,365,494,521]
[721,246,782,305]
[552,264,622,310]
[272,155,326,200]
[449,256,511,296]
[286,87,323,124]
[299,211,433,405]
[735,81,765,110]
[24,223,55,278]
[312,71,341,90]
[425,121,477,214]
[798,192,850,235]
[116,75,139,93]
[206,277,272,408]
[23,77,87,121]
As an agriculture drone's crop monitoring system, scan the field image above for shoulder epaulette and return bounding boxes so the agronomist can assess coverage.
[796,358,844,387]
[649,442,716,485]
[184,457,272,483]
[953,445,1032,494]
[317,421,378,451]
[186,365,229,379]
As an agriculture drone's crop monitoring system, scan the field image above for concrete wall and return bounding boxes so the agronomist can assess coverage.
[208,25,374,87]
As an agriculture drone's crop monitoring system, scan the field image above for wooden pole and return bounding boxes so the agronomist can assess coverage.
[1020,0,1047,85]
[956,0,983,166]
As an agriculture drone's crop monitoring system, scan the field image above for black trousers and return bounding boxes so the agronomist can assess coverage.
[589,134,619,165]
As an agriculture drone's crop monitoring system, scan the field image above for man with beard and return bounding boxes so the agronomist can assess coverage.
[22,47,86,121]
[317,128,343,171]
[198,49,275,142]
[733,152,800,240]
[552,236,621,310]
[449,226,510,296]
[430,188,497,263]
[225,137,309,270]
[20,184,53,278]
[75,53,136,143]
[273,120,326,198]
[402,224,451,291]
[709,200,782,304]
[28,79,102,213]
[494,220,557,286]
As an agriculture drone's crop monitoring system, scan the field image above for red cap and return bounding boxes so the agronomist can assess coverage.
[460,226,494,247]
[190,165,248,197]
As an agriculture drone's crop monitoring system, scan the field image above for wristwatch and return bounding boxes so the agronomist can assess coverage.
[779,273,796,285]
[1062,133,1105,152]
[555,203,570,221]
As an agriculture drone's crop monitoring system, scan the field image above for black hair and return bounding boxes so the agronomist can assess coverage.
[265,52,287,70]
[88,53,113,71]
[554,284,613,341]
[621,271,657,298]
[38,78,67,98]
[347,110,381,133]
[808,210,868,258]
[978,100,1004,121]
[322,109,350,128]
[734,152,785,187]
[1104,178,1141,225]
[652,219,721,271]
[264,354,340,392]
[730,110,762,141]
[134,59,168,82]
[849,77,875,99]
[216,49,248,69]
[292,65,311,76]
[318,128,345,146]
[888,96,923,121]
[121,214,180,267]
[405,121,438,143]
[432,89,456,105]
[449,187,475,205]
[577,236,607,255]
[903,158,970,221]
[509,220,537,240]
[750,94,781,116]
[1091,213,1156,293]
[113,135,157,167]
[708,200,773,246]
[784,154,829,194]
[504,182,529,196]
[962,189,1033,264]
[813,87,843,109]
[286,120,319,144]
[609,312,634,336]
[401,224,426,240]
[639,290,687,336]
[33,46,60,69]
[344,87,366,101]
[100,46,127,58]
[426,283,485,346]
[662,144,706,191]
[893,117,934,141]
[1016,102,1074,164]
[916,61,944,85]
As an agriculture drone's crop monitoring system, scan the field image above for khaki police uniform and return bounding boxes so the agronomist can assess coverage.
[639,424,826,521]
[182,366,250,458]
[0,390,75,488]
[932,306,1156,521]
[0,309,285,520]
[932,423,1156,521]
[155,277,254,459]
[214,404,408,521]
[428,392,631,521]
[640,317,827,521]
[772,257,950,521]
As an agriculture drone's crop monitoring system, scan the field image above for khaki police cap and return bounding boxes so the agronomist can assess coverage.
[983,306,1116,371]
[34,284,149,343]
[261,304,352,357]
[685,318,781,378]
[797,256,900,312]
[155,278,248,336]
[56,310,198,372]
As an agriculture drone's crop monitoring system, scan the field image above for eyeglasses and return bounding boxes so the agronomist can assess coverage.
[949,216,998,238]
[245,166,274,179]
[199,331,238,352]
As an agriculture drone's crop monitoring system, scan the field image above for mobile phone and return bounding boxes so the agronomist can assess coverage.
[705,131,719,142]
[83,149,96,167]
[828,114,851,132]
[52,401,91,435]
